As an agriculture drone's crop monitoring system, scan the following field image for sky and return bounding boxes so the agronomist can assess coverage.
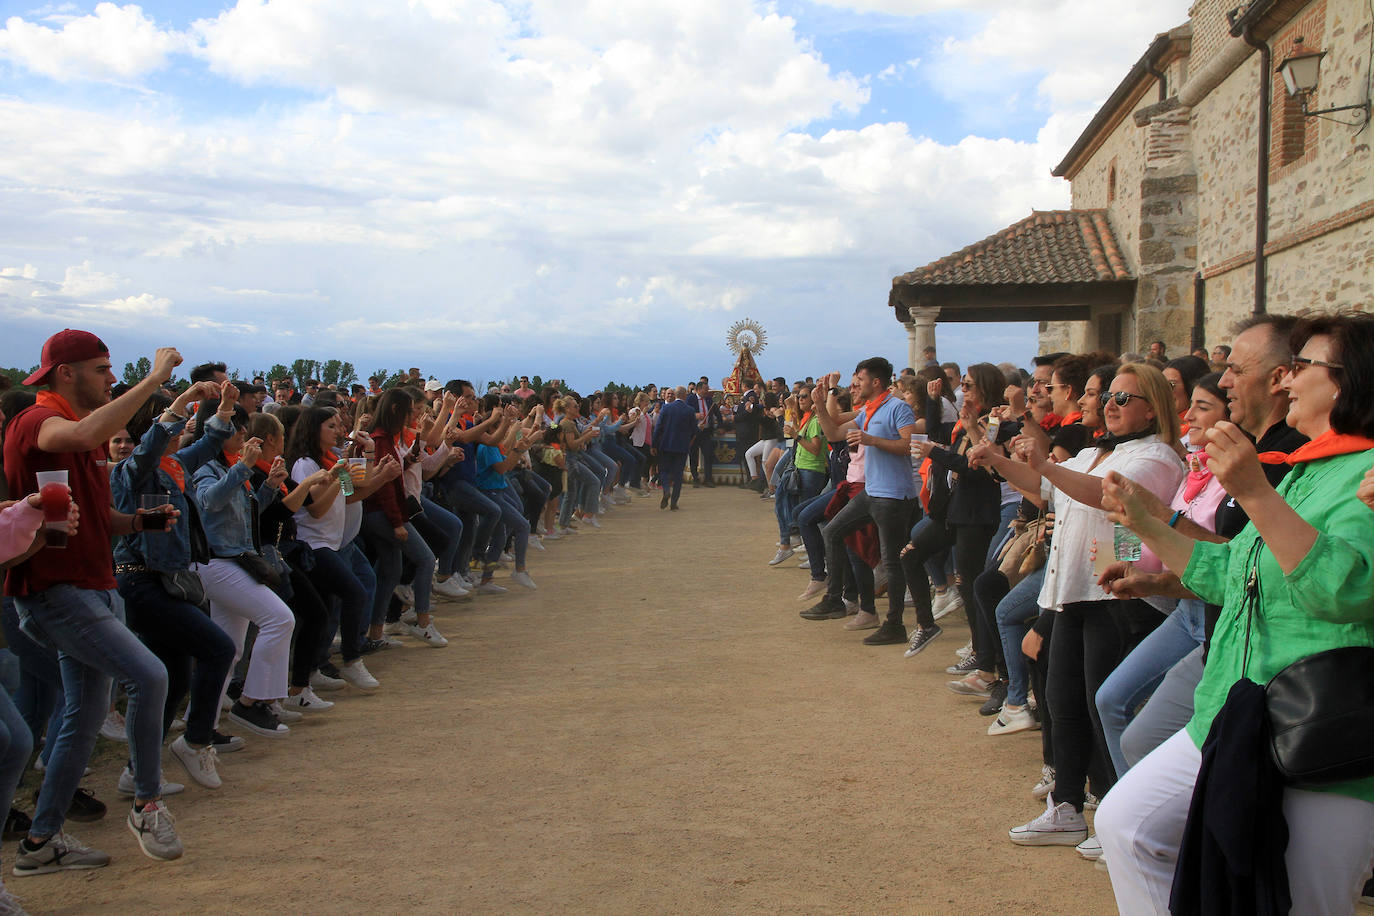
[0,0,1193,391]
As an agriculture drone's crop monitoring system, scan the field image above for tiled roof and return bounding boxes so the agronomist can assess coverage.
[894,210,1132,288]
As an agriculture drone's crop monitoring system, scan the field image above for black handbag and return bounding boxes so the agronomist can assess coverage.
[1237,537,1374,787]
[1265,646,1374,787]
[159,570,207,608]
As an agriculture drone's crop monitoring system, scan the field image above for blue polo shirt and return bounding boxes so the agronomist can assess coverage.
[861,396,917,499]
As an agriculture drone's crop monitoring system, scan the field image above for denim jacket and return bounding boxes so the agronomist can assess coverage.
[112,414,232,573]
[191,454,282,558]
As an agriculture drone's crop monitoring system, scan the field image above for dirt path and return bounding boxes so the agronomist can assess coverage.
[18,486,1123,914]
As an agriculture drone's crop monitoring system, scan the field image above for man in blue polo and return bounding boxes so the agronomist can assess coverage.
[803,357,919,646]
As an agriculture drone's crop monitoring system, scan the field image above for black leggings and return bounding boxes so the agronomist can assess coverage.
[901,520,998,651]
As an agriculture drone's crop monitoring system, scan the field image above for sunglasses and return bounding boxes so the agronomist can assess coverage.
[960,381,972,390]
[1290,355,1343,375]
[1100,391,1148,407]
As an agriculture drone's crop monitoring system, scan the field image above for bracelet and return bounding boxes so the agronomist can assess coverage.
[162,408,186,421]
[1167,509,1183,528]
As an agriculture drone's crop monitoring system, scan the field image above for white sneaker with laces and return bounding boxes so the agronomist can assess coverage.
[988,704,1036,736]
[529,537,545,551]
[410,622,449,647]
[933,589,963,620]
[339,659,379,690]
[310,669,347,692]
[170,735,222,790]
[393,584,415,606]
[116,767,184,799]
[797,579,827,601]
[768,547,794,566]
[511,571,537,590]
[400,608,418,625]
[433,576,470,599]
[382,620,410,637]
[99,710,127,742]
[268,700,303,723]
[476,581,507,595]
[1008,796,1088,846]
[1031,765,1056,800]
[543,529,562,540]
[128,799,183,861]
[1076,834,1102,860]
[584,516,601,529]
[281,686,334,712]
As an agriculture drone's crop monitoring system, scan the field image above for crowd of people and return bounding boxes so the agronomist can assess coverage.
[0,318,1372,913]
[0,331,735,911]
[745,327,1374,914]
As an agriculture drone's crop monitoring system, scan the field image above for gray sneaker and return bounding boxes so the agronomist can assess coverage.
[128,800,183,861]
[116,767,185,799]
[12,832,110,876]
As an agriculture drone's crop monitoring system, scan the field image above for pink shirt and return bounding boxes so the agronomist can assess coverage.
[0,500,43,565]
[1135,472,1228,574]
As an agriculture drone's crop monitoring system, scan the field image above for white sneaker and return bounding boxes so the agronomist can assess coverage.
[117,767,185,799]
[400,608,418,625]
[382,620,410,637]
[955,641,974,660]
[310,669,347,692]
[844,611,881,631]
[409,622,449,647]
[99,710,127,742]
[768,547,794,566]
[1076,834,1103,861]
[557,526,577,536]
[500,551,515,564]
[393,584,415,606]
[933,589,963,621]
[988,704,1036,736]
[476,581,507,595]
[797,579,827,601]
[797,559,810,570]
[339,659,379,690]
[529,537,545,551]
[169,717,186,733]
[543,529,562,540]
[170,735,222,790]
[268,700,303,723]
[584,516,601,529]
[433,576,470,599]
[127,799,183,861]
[1008,797,1088,846]
[281,687,334,712]
[511,571,537,590]
[1031,765,1056,800]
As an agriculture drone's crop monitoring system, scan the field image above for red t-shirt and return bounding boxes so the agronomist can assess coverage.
[3,405,116,596]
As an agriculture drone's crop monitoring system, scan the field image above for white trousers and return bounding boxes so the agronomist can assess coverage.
[745,439,778,478]
[194,559,295,703]
[1096,728,1374,916]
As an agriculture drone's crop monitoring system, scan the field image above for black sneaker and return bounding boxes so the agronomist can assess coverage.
[979,680,1008,716]
[1360,872,1374,905]
[862,621,908,645]
[660,494,669,509]
[65,787,106,823]
[947,654,984,675]
[227,701,289,739]
[903,624,943,658]
[211,730,246,753]
[800,597,845,620]
[318,660,343,679]
[225,679,244,702]
[4,806,31,841]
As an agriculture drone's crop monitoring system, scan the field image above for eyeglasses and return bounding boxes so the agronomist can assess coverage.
[1100,391,1149,407]
[1290,355,1343,375]
[1045,383,1071,392]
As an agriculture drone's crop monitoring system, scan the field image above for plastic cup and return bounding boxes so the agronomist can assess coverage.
[347,457,367,483]
[138,493,169,530]
[35,470,69,548]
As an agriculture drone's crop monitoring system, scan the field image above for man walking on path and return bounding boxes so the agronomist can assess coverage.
[653,387,696,510]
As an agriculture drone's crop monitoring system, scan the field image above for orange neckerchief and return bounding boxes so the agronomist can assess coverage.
[861,391,891,431]
[1039,412,1063,431]
[1259,430,1374,466]
[159,456,186,492]
[400,428,417,449]
[35,390,81,421]
[254,459,289,495]
[797,411,815,433]
[318,451,339,470]
[223,452,251,491]
[1060,411,1083,426]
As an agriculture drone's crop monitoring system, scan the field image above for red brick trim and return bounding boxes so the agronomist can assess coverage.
[1200,199,1374,280]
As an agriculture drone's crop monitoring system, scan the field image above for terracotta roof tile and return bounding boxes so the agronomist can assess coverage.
[895,209,1133,288]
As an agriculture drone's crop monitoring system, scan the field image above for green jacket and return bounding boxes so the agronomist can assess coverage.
[1183,448,1374,803]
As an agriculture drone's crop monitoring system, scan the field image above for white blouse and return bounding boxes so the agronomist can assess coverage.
[1036,436,1185,612]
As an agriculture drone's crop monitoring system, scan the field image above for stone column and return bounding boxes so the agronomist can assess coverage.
[906,307,939,367]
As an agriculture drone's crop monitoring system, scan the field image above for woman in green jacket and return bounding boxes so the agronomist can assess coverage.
[1095,313,1374,915]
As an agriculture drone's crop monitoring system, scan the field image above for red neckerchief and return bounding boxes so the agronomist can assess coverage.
[861,391,891,431]
[318,451,339,470]
[223,452,252,491]
[798,410,815,432]
[159,456,186,492]
[1039,412,1063,431]
[1260,429,1374,466]
[254,459,289,495]
[1059,411,1083,425]
[35,390,81,420]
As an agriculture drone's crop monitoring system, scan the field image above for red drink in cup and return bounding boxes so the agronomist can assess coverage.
[36,474,70,549]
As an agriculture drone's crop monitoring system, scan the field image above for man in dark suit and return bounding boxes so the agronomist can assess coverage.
[686,375,720,487]
[652,386,697,510]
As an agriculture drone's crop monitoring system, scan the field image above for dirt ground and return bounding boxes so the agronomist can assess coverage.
[15,486,1136,913]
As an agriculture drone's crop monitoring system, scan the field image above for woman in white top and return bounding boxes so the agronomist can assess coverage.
[285,407,381,693]
[987,363,1185,851]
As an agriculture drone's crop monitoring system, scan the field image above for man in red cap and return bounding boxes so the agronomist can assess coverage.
[5,330,188,871]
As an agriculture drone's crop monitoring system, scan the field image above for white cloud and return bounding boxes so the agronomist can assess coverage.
[57,260,121,298]
[0,3,188,82]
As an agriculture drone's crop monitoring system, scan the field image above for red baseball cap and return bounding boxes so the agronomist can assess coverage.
[23,329,110,386]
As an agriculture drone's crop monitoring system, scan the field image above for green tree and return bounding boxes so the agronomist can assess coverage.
[368,368,389,387]
[122,357,152,386]
[0,367,36,390]
[267,363,291,387]
[289,359,319,387]
[320,359,343,387]
[337,361,357,387]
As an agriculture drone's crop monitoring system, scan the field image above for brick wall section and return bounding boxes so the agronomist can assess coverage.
[1188,0,1233,74]
[1271,1,1326,176]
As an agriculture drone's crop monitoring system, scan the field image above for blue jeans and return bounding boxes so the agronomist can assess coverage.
[1096,598,1203,776]
[324,539,377,658]
[413,496,464,579]
[994,566,1047,706]
[307,547,369,663]
[441,475,502,575]
[1,599,61,767]
[483,486,530,568]
[361,512,435,626]
[15,586,168,827]
[561,454,601,525]
[118,571,236,747]
[776,468,826,543]
[797,487,835,581]
[0,687,31,843]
